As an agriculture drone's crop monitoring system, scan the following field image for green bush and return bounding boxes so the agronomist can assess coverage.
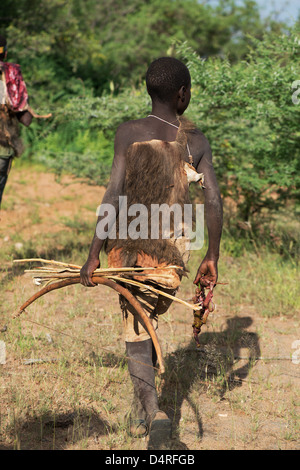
[178,27,300,226]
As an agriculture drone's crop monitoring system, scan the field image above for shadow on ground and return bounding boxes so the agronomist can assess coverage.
[1,409,117,450]
[155,315,261,450]
[0,316,260,450]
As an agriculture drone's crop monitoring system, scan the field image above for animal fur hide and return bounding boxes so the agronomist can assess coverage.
[0,105,23,157]
[106,118,196,272]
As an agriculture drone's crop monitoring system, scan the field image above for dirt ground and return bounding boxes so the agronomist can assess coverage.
[0,167,299,451]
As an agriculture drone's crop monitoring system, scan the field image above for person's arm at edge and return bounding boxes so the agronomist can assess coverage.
[17,110,33,127]
[194,138,223,287]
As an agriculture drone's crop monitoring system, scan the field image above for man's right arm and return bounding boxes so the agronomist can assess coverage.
[80,123,128,286]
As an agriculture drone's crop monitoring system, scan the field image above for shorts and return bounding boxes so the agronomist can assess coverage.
[110,236,190,343]
[120,283,178,343]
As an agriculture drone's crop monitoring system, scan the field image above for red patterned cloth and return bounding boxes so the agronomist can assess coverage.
[0,62,28,112]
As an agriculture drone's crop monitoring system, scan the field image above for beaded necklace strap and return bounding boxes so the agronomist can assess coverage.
[147,114,193,163]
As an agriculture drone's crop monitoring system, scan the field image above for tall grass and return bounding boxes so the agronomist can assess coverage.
[0,167,299,450]
[185,237,299,319]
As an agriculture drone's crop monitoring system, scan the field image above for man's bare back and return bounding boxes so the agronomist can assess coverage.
[80,112,222,288]
[114,116,209,169]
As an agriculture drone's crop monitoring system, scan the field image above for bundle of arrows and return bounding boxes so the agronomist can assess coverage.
[13,258,205,374]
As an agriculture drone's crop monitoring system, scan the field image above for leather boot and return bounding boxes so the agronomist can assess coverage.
[126,339,159,417]
[126,339,171,447]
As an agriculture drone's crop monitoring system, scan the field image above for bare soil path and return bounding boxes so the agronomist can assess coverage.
[0,167,299,450]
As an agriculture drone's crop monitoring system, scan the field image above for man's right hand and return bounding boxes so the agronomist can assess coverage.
[194,255,218,288]
[80,257,100,287]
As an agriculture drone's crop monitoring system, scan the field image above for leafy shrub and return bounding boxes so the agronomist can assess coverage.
[178,27,300,226]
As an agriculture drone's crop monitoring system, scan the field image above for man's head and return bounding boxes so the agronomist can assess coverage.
[0,35,7,61]
[146,57,191,112]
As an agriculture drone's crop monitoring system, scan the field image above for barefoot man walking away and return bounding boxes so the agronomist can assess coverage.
[80,57,223,448]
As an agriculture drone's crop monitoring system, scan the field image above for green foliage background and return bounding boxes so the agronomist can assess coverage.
[1,0,299,255]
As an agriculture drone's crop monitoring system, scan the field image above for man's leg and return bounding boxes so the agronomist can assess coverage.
[0,157,12,208]
[126,339,159,417]
[125,339,157,437]
[121,287,159,436]
[126,339,171,448]
[121,286,172,446]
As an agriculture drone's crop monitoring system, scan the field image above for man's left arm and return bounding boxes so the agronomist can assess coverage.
[194,139,223,287]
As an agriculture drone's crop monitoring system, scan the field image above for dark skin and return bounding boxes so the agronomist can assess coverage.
[80,83,222,288]
[17,110,33,127]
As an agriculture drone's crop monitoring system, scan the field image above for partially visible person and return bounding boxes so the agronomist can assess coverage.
[0,34,33,209]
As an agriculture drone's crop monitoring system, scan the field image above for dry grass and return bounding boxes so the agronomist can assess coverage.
[0,167,299,450]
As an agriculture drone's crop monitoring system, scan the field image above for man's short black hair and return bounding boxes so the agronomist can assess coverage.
[0,35,7,61]
[146,57,191,102]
